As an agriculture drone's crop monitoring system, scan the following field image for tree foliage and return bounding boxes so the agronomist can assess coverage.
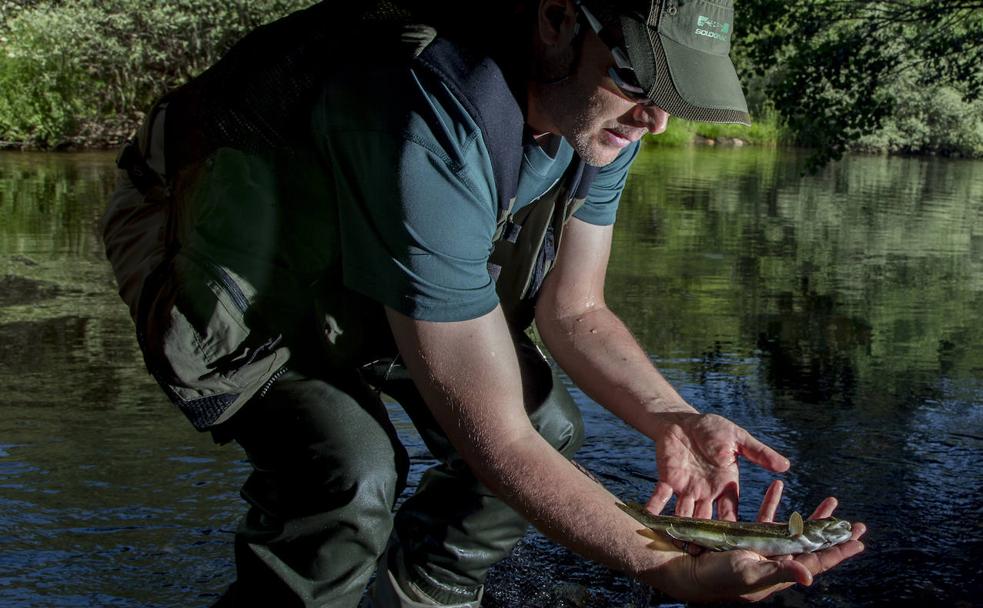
[736,0,983,167]
[0,0,314,147]
[1,0,981,159]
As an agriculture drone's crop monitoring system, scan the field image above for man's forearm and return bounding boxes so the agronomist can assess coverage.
[480,428,675,582]
[384,306,681,590]
[536,304,698,434]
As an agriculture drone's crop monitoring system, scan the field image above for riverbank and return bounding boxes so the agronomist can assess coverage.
[647,115,788,148]
[5,1,983,161]
[1,111,979,160]
[0,113,792,152]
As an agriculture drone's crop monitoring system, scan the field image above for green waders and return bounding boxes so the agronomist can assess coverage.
[217,333,584,608]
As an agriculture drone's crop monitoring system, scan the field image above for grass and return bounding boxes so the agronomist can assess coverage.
[647,112,789,146]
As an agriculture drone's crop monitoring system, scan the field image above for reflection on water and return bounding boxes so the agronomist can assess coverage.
[1,148,981,607]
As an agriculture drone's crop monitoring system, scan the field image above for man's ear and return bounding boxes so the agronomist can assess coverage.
[537,0,578,46]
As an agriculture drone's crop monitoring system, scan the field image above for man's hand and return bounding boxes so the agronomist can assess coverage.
[644,412,790,521]
[649,480,867,602]
[535,220,790,522]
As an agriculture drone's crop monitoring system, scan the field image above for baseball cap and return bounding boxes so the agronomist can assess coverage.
[612,0,751,124]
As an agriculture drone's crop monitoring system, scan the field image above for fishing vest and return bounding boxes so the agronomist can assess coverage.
[115,0,598,428]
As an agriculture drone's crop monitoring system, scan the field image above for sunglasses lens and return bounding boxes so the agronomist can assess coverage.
[579,3,654,106]
[609,67,652,104]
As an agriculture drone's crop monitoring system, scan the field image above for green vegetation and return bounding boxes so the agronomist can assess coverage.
[0,0,314,148]
[649,110,789,147]
[1,0,981,161]
[854,84,983,158]
[736,0,983,165]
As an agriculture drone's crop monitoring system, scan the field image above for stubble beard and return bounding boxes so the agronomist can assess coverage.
[539,76,619,167]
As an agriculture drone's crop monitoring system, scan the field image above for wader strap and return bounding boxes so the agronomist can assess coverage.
[487,156,599,328]
[414,37,523,220]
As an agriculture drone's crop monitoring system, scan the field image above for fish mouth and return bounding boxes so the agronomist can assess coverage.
[823,520,854,543]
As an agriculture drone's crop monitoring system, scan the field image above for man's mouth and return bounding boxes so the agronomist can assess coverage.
[602,128,640,148]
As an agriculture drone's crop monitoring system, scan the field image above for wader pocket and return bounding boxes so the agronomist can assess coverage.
[144,249,289,430]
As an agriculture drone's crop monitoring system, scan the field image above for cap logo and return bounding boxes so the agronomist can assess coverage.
[695,15,730,41]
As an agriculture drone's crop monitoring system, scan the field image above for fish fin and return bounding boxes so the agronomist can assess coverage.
[638,527,663,550]
[662,524,687,543]
[635,526,676,551]
[789,511,804,537]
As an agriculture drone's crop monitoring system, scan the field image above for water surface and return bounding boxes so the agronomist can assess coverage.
[1,147,980,607]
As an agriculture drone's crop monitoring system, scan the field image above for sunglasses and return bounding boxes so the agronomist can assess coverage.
[575,1,654,106]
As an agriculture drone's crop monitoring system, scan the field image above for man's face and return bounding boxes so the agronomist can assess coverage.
[529,26,670,166]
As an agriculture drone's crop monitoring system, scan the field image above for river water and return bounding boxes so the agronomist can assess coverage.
[0,146,980,607]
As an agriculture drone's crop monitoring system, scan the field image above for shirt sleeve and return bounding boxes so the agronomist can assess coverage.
[314,66,501,322]
[573,140,641,226]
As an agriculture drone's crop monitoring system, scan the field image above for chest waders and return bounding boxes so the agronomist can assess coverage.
[111,1,596,432]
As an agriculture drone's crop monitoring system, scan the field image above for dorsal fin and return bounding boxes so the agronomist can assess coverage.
[788,511,804,536]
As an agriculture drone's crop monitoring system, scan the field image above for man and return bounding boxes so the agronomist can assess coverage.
[102,1,865,606]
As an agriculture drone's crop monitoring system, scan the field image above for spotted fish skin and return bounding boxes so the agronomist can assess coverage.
[617,502,853,556]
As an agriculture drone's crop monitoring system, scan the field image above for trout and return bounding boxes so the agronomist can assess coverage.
[617,502,853,556]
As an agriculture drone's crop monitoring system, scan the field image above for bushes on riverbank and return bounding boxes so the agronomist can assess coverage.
[1,0,981,158]
[0,0,313,148]
[854,84,983,158]
[648,110,789,148]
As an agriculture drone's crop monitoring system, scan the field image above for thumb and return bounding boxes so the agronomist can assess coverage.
[751,558,813,589]
[732,559,814,603]
[736,429,790,473]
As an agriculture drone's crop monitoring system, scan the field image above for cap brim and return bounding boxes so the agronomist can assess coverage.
[658,33,749,124]
[621,8,750,125]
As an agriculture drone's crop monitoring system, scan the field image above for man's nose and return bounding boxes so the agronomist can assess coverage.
[633,103,670,134]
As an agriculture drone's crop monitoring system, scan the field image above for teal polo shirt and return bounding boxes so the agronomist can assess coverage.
[186,62,639,324]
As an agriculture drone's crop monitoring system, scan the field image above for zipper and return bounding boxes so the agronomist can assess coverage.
[258,366,289,399]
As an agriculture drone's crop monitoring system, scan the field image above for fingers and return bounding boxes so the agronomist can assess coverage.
[716,482,739,521]
[747,556,814,590]
[790,523,866,578]
[774,558,814,587]
[792,535,865,577]
[694,499,713,519]
[736,429,791,473]
[756,480,784,522]
[808,496,838,520]
[647,486,716,520]
[742,522,866,602]
[676,494,695,517]
[645,482,674,515]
